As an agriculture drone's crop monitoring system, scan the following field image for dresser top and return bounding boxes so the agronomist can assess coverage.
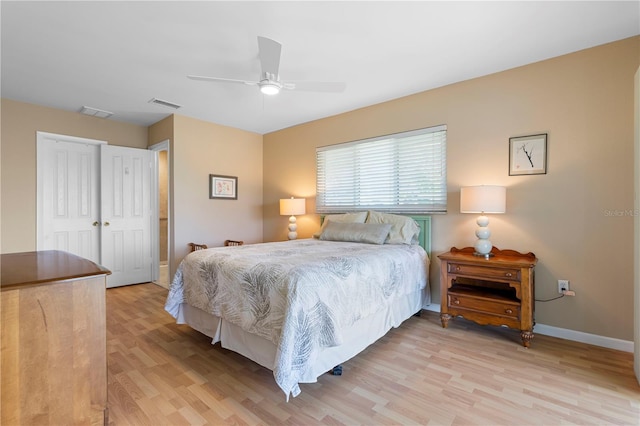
[1,250,111,290]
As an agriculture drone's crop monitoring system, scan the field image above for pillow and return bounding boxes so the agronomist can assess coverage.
[366,211,420,245]
[313,211,368,238]
[319,221,392,245]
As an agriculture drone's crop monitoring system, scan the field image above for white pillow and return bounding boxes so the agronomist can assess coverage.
[319,222,392,245]
[366,211,420,245]
[313,211,368,238]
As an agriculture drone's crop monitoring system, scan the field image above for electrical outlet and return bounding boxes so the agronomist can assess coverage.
[558,279,570,294]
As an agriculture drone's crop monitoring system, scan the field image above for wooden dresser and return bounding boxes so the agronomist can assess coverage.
[438,247,537,347]
[1,250,110,425]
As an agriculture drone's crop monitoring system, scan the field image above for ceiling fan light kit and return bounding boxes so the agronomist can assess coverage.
[188,36,345,96]
[259,80,281,95]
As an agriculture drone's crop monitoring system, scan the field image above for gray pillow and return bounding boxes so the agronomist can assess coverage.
[366,210,420,245]
[319,221,392,245]
[313,211,368,238]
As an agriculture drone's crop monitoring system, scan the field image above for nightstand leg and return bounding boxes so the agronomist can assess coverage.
[520,330,534,347]
[440,313,451,328]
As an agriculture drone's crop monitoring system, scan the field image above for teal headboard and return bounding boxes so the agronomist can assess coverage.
[409,215,432,258]
[319,214,432,259]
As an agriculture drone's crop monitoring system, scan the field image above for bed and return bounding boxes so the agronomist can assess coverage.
[165,213,431,399]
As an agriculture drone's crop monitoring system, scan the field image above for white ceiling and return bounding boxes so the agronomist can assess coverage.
[2,1,639,135]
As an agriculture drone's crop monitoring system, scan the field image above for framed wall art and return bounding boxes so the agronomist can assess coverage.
[509,133,547,176]
[209,174,237,200]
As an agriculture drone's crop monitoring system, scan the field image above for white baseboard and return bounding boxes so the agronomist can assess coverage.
[533,324,634,353]
[422,304,634,353]
[423,303,440,313]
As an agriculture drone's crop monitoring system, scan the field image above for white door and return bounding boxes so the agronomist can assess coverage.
[101,145,156,288]
[37,133,104,264]
[37,132,157,288]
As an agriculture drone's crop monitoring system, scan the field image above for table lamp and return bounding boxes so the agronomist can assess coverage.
[279,197,306,240]
[460,185,506,258]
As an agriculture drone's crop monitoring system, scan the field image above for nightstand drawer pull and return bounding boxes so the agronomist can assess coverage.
[453,299,460,305]
[505,309,513,314]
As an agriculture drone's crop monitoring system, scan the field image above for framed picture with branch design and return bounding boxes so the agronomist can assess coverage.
[509,133,547,176]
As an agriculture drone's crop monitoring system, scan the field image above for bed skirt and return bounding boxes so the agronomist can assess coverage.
[174,287,426,387]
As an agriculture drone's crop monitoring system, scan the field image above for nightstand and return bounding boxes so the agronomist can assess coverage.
[438,247,537,347]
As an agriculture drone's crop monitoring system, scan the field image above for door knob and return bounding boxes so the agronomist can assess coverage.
[92,221,100,226]
[104,221,110,226]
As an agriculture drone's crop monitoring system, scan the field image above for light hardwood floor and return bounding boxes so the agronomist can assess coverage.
[107,283,639,425]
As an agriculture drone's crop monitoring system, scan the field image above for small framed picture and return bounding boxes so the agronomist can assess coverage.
[209,174,237,200]
[509,133,547,176]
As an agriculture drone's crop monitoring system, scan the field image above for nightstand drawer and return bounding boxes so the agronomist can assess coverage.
[448,292,520,319]
[448,263,521,281]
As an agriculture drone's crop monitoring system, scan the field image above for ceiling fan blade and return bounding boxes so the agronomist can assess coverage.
[257,36,282,79]
[187,75,258,86]
[284,81,346,93]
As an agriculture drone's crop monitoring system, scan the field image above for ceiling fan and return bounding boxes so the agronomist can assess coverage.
[188,36,346,95]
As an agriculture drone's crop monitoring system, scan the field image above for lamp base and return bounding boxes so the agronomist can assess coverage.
[473,216,493,259]
[287,215,298,240]
[473,251,494,259]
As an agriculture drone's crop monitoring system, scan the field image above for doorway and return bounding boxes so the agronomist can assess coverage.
[149,140,170,289]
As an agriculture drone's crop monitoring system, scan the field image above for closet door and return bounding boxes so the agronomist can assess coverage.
[37,132,157,288]
[37,132,103,264]
[101,145,155,288]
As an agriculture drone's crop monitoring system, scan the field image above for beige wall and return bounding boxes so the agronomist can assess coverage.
[264,36,640,341]
[1,99,149,253]
[169,114,263,275]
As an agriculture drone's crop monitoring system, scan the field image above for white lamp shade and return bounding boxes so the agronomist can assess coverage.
[279,198,306,216]
[460,186,506,214]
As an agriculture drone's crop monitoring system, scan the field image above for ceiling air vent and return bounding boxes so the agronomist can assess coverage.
[149,98,182,109]
[80,106,113,119]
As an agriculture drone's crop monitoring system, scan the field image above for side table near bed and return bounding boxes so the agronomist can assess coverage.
[438,247,537,347]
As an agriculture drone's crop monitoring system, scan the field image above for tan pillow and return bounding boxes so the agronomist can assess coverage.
[319,221,392,245]
[313,211,368,238]
[366,211,420,245]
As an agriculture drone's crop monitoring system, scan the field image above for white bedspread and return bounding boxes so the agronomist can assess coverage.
[165,239,428,398]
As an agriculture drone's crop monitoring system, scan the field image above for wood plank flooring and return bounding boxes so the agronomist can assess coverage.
[106,283,640,425]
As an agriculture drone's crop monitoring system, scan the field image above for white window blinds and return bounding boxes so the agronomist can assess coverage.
[316,125,447,214]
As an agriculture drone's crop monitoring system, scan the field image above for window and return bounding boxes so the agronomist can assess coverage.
[316,125,447,214]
